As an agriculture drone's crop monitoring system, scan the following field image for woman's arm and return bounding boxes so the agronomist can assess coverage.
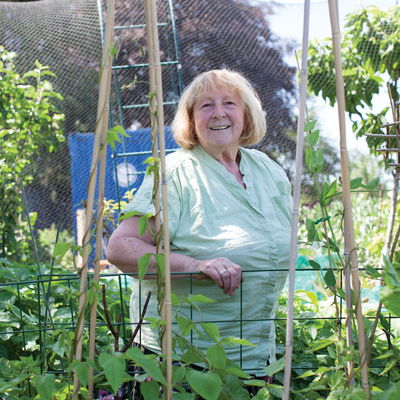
[106,216,243,296]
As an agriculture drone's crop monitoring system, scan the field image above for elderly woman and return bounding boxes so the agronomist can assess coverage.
[106,69,292,375]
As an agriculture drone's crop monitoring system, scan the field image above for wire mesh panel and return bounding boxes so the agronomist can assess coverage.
[1,0,397,250]
[1,0,400,395]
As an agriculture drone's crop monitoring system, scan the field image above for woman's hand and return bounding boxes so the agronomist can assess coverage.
[191,258,244,296]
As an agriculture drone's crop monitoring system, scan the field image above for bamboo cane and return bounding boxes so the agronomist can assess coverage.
[144,0,166,362]
[327,0,370,397]
[144,0,161,244]
[73,0,115,397]
[343,217,355,386]
[282,2,310,399]
[87,58,113,399]
[149,0,173,397]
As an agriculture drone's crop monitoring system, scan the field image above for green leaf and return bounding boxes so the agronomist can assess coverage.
[266,384,283,398]
[173,393,195,400]
[118,210,139,221]
[155,254,165,277]
[263,357,285,377]
[0,258,13,266]
[305,291,318,306]
[379,314,390,331]
[206,344,226,370]
[140,380,160,400]
[304,120,317,132]
[171,293,181,306]
[307,338,332,352]
[173,366,186,385]
[180,346,205,364]
[0,374,30,392]
[305,218,315,233]
[113,125,130,137]
[35,373,55,400]
[221,337,255,347]
[252,387,270,399]
[314,148,324,172]
[350,177,363,190]
[374,350,394,360]
[364,177,379,189]
[106,130,120,152]
[138,253,152,283]
[372,380,400,400]
[181,296,202,316]
[66,359,81,372]
[366,265,382,279]
[99,352,125,395]
[52,242,71,259]
[188,294,216,303]
[126,347,167,385]
[176,315,195,336]
[308,129,320,147]
[77,363,89,388]
[200,322,220,343]
[380,287,400,318]
[324,269,336,288]
[185,369,221,400]
[138,215,149,237]
[336,287,346,300]
[242,379,266,387]
[308,260,321,270]
[222,374,249,400]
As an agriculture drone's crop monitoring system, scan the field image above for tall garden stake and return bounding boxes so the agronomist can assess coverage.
[149,0,173,397]
[73,0,115,397]
[144,0,161,249]
[87,40,113,400]
[328,0,370,397]
[282,1,310,399]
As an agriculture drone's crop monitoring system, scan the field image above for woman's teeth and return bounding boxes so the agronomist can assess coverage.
[210,126,229,130]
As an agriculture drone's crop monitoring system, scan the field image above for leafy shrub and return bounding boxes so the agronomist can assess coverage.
[0,47,64,262]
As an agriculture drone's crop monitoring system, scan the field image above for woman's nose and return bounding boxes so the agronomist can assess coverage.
[213,103,225,119]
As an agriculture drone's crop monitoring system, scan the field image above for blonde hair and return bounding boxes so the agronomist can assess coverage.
[172,70,266,150]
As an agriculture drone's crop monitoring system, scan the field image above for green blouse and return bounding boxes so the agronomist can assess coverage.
[122,145,292,375]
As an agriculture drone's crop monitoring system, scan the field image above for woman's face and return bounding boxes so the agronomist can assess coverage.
[192,86,245,152]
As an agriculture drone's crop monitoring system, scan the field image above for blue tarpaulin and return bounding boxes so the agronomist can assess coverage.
[68,127,178,266]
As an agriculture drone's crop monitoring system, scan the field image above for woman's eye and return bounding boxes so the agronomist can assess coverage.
[202,103,211,108]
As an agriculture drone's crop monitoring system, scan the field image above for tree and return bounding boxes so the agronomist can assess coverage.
[307,5,400,255]
[114,0,298,167]
[0,47,64,261]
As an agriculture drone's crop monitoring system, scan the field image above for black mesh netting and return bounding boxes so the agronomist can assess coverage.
[0,0,397,262]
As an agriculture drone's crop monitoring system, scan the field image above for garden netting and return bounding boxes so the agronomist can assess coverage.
[0,0,397,263]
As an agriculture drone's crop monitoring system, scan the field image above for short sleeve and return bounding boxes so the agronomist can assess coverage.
[120,174,155,217]
[120,171,181,242]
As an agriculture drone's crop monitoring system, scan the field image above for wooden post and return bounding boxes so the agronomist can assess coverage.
[328,0,370,397]
[282,2,310,399]
[73,0,115,397]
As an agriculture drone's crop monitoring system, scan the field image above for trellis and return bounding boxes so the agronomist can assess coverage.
[0,0,397,399]
[73,0,380,399]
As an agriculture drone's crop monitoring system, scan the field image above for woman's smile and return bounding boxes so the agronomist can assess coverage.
[193,86,245,152]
